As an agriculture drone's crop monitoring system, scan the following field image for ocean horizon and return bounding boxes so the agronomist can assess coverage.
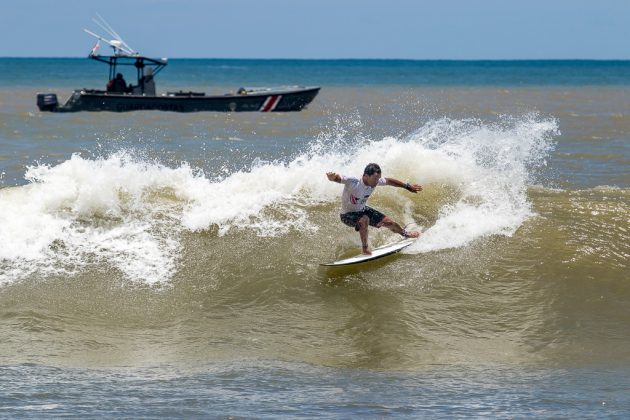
[3,58,630,88]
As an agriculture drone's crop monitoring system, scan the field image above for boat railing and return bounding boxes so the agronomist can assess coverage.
[165,91,206,97]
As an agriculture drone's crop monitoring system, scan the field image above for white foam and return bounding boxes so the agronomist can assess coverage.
[0,152,189,285]
[0,114,557,284]
[405,115,558,253]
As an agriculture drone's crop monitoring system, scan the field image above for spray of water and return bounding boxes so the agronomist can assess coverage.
[0,114,557,284]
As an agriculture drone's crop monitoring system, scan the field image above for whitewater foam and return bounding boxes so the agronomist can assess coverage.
[0,153,188,285]
[0,114,557,284]
[405,114,557,253]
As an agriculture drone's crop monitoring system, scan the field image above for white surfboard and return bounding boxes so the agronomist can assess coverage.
[321,238,416,267]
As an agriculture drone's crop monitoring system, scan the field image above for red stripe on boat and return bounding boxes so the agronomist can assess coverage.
[260,95,282,112]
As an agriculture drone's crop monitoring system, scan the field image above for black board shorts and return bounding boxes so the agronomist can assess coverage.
[340,206,386,231]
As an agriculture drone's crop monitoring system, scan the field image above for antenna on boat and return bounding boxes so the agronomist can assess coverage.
[84,14,137,56]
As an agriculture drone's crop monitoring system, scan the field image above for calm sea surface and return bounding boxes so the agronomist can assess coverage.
[1,59,629,417]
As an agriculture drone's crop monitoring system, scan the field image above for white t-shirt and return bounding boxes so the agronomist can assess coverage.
[339,175,386,214]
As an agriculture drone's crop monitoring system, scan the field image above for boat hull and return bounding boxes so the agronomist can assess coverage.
[38,87,320,113]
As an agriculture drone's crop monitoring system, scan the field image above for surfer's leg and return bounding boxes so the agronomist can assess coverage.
[341,212,372,254]
[358,215,371,255]
[378,217,420,238]
[366,206,419,238]
[378,216,402,233]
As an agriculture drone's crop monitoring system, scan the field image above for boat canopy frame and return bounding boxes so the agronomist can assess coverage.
[89,54,167,84]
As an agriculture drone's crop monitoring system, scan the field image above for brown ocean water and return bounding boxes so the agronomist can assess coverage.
[0,60,629,416]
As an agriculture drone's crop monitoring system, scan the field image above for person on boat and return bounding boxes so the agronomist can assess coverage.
[107,73,128,93]
[140,67,156,96]
[326,163,422,255]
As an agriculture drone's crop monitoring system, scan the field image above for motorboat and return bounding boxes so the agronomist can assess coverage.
[37,16,319,113]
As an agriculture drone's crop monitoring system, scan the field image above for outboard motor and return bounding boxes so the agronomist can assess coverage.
[36,93,58,111]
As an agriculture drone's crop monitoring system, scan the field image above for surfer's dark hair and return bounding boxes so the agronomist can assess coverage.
[364,163,381,176]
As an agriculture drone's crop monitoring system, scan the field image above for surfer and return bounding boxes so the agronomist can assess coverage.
[326,163,422,255]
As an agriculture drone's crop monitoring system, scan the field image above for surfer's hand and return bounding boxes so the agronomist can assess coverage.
[405,183,422,193]
[326,172,340,182]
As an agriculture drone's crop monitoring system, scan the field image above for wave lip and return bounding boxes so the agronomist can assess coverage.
[406,114,558,253]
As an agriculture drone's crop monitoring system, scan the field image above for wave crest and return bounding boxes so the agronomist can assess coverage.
[0,114,558,284]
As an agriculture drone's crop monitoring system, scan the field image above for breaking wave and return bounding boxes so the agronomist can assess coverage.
[0,114,558,284]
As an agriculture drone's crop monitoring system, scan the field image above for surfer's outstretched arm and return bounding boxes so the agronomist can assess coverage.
[326,172,342,183]
[384,177,422,193]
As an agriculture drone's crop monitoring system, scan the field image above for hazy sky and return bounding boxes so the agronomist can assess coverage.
[2,0,629,59]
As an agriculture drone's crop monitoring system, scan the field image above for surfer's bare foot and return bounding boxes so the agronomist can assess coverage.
[401,230,420,238]
[362,245,372,255]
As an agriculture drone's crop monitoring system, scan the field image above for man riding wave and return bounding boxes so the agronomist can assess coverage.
[326,163,422,255]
